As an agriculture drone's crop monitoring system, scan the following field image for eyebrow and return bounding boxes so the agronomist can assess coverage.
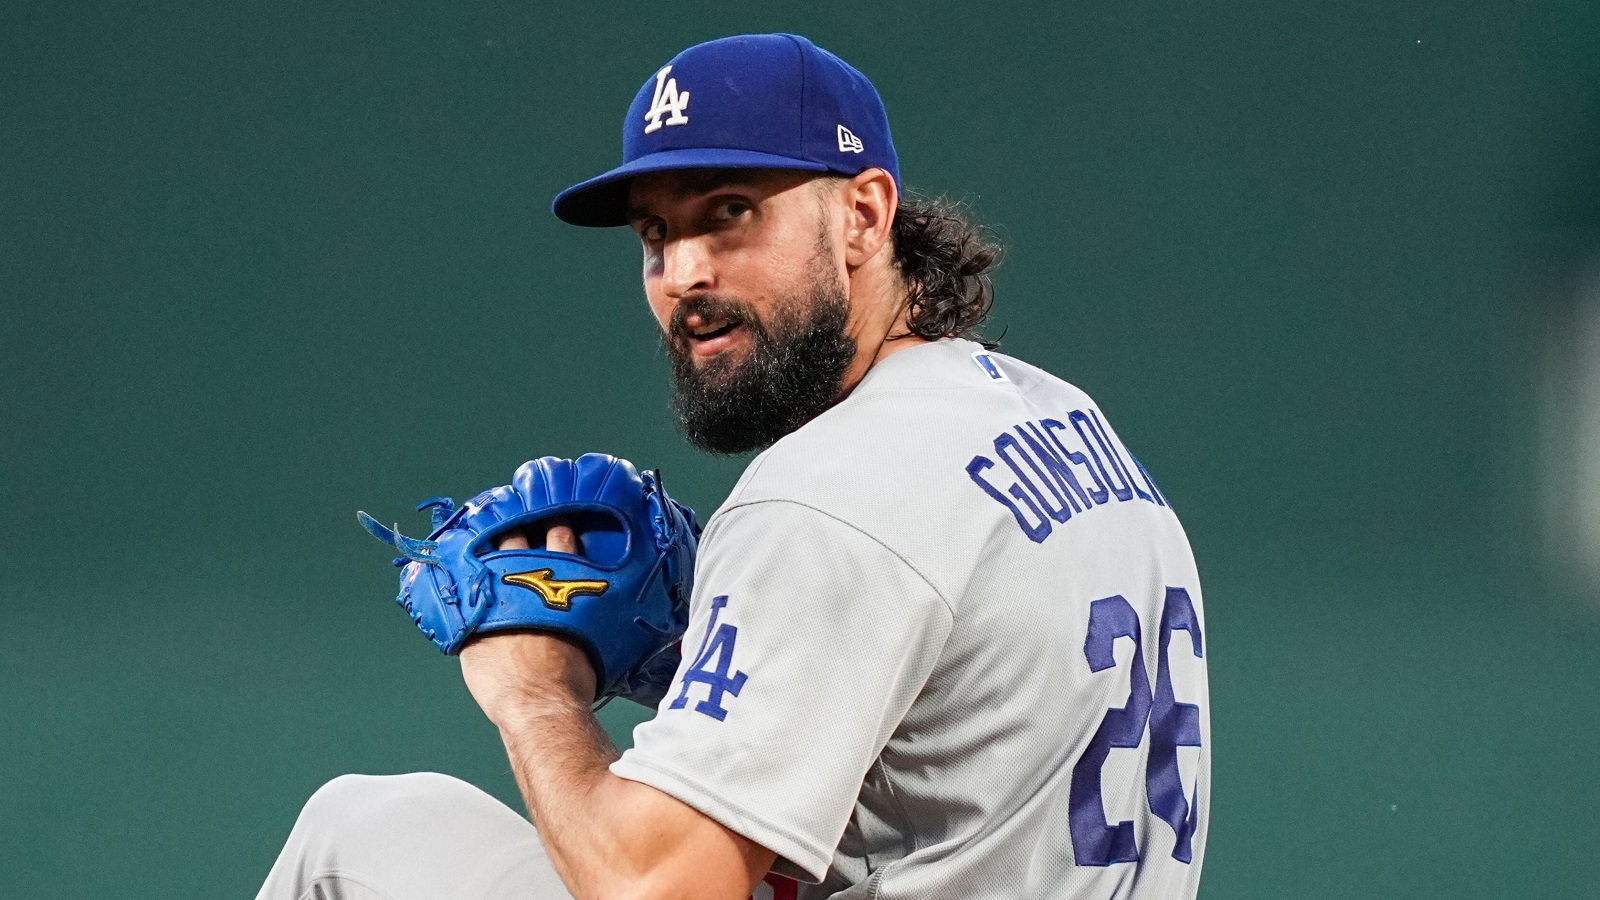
[625,170,763,222]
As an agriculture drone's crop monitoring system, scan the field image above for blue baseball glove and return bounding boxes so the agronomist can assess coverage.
[358,454,699,705]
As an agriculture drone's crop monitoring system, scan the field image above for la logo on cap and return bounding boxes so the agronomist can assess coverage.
[643,65,690,134]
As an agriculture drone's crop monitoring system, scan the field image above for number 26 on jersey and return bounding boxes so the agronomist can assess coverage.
[1070,586,1204,866]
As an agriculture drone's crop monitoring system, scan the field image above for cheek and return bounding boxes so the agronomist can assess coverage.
[643,284,674,331]
[640,250,672,330]
[748,216,831,290]
[641,242,663,279]
[645,296,672,332]
[707,236,791,301]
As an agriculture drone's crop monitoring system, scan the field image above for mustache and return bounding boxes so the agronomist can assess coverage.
[667,294,756,344]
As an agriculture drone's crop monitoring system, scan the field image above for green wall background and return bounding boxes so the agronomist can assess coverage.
[4,1,1598,896]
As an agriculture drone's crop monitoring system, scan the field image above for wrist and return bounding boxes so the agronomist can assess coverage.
[459,631,601,726]
[517,631,601,704]
[491,685,591,735]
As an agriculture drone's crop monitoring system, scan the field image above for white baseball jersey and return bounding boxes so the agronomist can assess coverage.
[612,338,1210,899]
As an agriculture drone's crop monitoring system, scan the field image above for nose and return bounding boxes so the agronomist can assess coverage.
[659,235,716,299]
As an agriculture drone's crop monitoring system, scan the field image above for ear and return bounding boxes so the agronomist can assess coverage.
[842,167,899,268]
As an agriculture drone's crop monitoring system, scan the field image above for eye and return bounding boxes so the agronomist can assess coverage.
[638,220,667,243]
[710,198,751,222]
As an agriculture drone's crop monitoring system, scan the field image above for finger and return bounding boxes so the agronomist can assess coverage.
[496,530,533,551]
[544,516,578,554]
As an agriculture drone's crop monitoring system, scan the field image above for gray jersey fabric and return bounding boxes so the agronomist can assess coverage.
[255,773,576,900]
[612,339,1211,899]
[256,339,1209,900]
[255,773,799,900]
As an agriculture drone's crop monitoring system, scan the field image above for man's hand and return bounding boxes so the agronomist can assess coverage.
[459,518,598,724]
[461,519,778,900]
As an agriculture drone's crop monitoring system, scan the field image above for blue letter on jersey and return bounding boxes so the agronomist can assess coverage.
[967,455,1052,543]
[671,594,748,721]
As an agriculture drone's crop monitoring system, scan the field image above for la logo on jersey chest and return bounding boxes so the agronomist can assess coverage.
[643,65,690,134]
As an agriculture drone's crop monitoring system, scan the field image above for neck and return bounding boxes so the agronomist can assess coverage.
[837,259,932,396]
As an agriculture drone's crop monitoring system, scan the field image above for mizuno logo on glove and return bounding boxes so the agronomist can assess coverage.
[502,568,609,610]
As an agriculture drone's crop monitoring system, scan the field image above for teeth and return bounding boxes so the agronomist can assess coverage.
[691,321,734,338]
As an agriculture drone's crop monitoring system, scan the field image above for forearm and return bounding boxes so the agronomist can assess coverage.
[467,629,770,900]
[494,695,766,900]
[494,693,628,896]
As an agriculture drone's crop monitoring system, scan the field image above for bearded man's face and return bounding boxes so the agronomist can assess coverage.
[628,169,859,454]
[662,247,855,453]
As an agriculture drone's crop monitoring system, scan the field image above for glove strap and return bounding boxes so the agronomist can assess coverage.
[642,470,676,550]
[416,496,456,530]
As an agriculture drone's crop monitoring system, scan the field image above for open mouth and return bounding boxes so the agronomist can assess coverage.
[690,320,739,341]
[684,317,743,354]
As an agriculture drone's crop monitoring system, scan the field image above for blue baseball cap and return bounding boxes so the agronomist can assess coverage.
[552,33,899,227]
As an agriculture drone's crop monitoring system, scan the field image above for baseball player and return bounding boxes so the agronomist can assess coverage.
[257,32,1209,900]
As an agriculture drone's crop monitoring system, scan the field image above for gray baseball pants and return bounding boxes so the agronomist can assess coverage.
[255,772,575,900]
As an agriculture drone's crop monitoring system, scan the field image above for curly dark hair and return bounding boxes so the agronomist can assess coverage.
[890,190,1002,347]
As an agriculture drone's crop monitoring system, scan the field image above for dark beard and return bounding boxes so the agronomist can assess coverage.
[664,278,856,455]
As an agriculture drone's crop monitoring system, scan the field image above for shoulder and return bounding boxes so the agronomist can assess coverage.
[721,341,993,503]
[704,339,1105,601]
[721,340,1098,508]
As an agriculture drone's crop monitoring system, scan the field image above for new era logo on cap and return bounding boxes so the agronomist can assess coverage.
[552,33,901,227]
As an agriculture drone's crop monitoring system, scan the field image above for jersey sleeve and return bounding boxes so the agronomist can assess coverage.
[609,499,954,882]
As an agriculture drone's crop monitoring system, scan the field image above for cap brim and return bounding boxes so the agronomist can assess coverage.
[551,148,831,227]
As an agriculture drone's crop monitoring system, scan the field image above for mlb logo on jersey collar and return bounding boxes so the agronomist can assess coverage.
[973,351,1012,383]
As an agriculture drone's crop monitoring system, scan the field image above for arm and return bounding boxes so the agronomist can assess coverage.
[458,525,777,900]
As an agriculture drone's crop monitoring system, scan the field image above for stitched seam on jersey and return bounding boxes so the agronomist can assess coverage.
[715,498,957,616]
[861,756,918,900]
[300,870,396,900]
[864,865,888,900]
[870,383,1015,392]
[612,752,835,879]
[718,448,779,511]
[695,478,761,552]
[874,756,920,856]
